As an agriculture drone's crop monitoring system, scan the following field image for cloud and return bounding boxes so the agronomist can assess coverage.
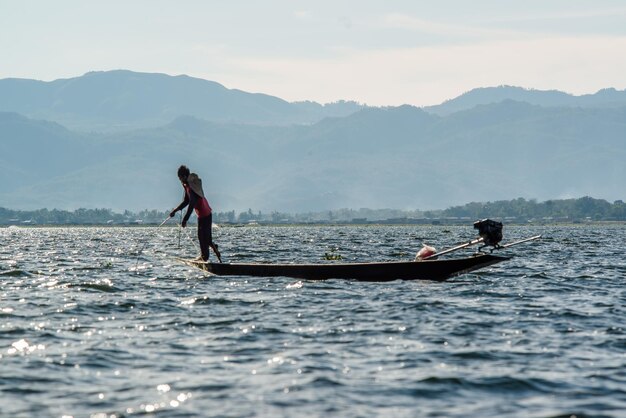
[209,35,626,106]
[381,13,521,40]
[293,10,311,19]
[486,6,626,23]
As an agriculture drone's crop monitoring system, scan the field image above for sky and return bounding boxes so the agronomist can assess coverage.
[2,0,626,106]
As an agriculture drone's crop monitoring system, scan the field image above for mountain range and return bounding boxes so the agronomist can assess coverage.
[0,70,363,131]
[1,70,624,212]
[425,85,626,116]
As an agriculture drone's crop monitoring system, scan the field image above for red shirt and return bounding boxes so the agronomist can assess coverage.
[184,184,212,218]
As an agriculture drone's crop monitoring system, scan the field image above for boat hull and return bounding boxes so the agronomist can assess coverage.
[178,254,509,282]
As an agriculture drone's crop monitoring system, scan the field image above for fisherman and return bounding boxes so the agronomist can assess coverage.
[170,165,221,262]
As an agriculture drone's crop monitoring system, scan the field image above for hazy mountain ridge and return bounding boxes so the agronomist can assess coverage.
[1,71,624,212]
[1,100,624,212]
[426,86,626,116]
[3,70,626,132]
[0,70,364,130]
[0,112,95,192]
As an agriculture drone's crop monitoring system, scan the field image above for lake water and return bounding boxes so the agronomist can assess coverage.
[1,224,625,417]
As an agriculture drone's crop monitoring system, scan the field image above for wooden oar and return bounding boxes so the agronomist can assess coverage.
[422,234,542,261]
[499,234,542,249]
[210,243,222,263]
[422,237,484,260]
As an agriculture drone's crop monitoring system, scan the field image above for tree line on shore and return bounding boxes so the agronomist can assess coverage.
[1,197,625,226]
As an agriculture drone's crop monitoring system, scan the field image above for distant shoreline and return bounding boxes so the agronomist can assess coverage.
[2,196,625,225]
[3,220,625,228]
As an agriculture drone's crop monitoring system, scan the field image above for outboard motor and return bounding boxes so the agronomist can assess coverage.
[474,219,503,247]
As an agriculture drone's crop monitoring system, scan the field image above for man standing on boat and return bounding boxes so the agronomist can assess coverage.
[170,165,221,262]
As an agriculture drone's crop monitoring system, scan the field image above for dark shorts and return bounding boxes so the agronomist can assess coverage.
[197,213,213,261]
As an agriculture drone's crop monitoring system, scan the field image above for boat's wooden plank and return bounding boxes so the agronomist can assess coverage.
[176,254,508,282]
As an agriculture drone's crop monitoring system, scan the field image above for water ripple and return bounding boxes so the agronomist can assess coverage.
[1,224,626,417]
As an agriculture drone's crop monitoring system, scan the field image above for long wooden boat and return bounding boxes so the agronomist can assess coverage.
[177,253,509,282]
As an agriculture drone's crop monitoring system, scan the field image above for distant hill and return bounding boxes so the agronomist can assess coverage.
[1,100,624,212]
[0,70,364,131]
[425,86,626,116]
[4,71,626,130]
[0,112,91,194]
[2,71,624,212]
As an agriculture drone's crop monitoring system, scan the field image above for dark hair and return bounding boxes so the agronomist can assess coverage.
[177,165,190,178]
